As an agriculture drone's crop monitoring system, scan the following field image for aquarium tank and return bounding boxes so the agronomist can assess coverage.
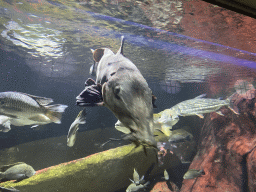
[0,0,255,192]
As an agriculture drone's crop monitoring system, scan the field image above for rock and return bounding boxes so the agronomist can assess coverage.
[180,90,256,191]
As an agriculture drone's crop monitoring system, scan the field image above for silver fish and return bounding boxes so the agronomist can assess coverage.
[0,162,36,181]
[126,181,150,192]
[183,169,204,179]
[168,129,193,143]
[67,109,86,147]
[157,94,238,125]
[0,92,68,131]
[163,169,169,181]
[129,168,144,185]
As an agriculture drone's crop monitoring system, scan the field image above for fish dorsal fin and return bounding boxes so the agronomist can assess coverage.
[194,94,207,99]
[0,162,25,172]
[20,93,54,106]
[116,36,124,55]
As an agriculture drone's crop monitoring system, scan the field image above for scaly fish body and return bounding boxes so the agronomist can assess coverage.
[0,92,68,131]
[168,129,193,143]
[172,97,230,117]
[0,162,36,181]
[183,169,204,179]
[0,92,46,119]
[157,94,236,127]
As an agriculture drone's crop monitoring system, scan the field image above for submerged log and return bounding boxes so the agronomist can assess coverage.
[0,143,180,192]
[180,90,256,192]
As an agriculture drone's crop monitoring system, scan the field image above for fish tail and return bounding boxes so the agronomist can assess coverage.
[45,104,68,124]
[76,109,86,124]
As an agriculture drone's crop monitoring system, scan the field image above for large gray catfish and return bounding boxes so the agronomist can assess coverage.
[77,37,156,147]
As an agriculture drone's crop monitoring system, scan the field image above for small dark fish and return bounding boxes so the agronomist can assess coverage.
[0,162,36,181]
[67,109,86,147]
[183,169,204,179]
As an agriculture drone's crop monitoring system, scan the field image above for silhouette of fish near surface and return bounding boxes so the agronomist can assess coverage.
[0,91,68,132]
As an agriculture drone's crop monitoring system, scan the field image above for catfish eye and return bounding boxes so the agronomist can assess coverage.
[114,86,121,100]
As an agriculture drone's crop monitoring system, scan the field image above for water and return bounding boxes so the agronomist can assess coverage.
[0,0,255,189]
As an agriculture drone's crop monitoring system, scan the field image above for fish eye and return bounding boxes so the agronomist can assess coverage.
[0,100,4,105]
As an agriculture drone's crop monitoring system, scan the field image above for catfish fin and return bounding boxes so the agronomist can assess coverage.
[115,120,131,134]
[116,36,124,55]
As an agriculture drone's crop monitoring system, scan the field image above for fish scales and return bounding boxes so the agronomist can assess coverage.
[173,98,229,116]
[0,92,44,117]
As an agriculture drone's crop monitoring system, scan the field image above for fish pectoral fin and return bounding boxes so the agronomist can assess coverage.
[12,173,26,180]
[228,106,240,115]
[1,120,11,132]
[31,125,39,128]
[0,115,10,124]
[196,114,204,118]
[29,114,51,122]
[0,116,11,132]
[215,111,224,116]
[115,125,131,134]
[161,125,172,136]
